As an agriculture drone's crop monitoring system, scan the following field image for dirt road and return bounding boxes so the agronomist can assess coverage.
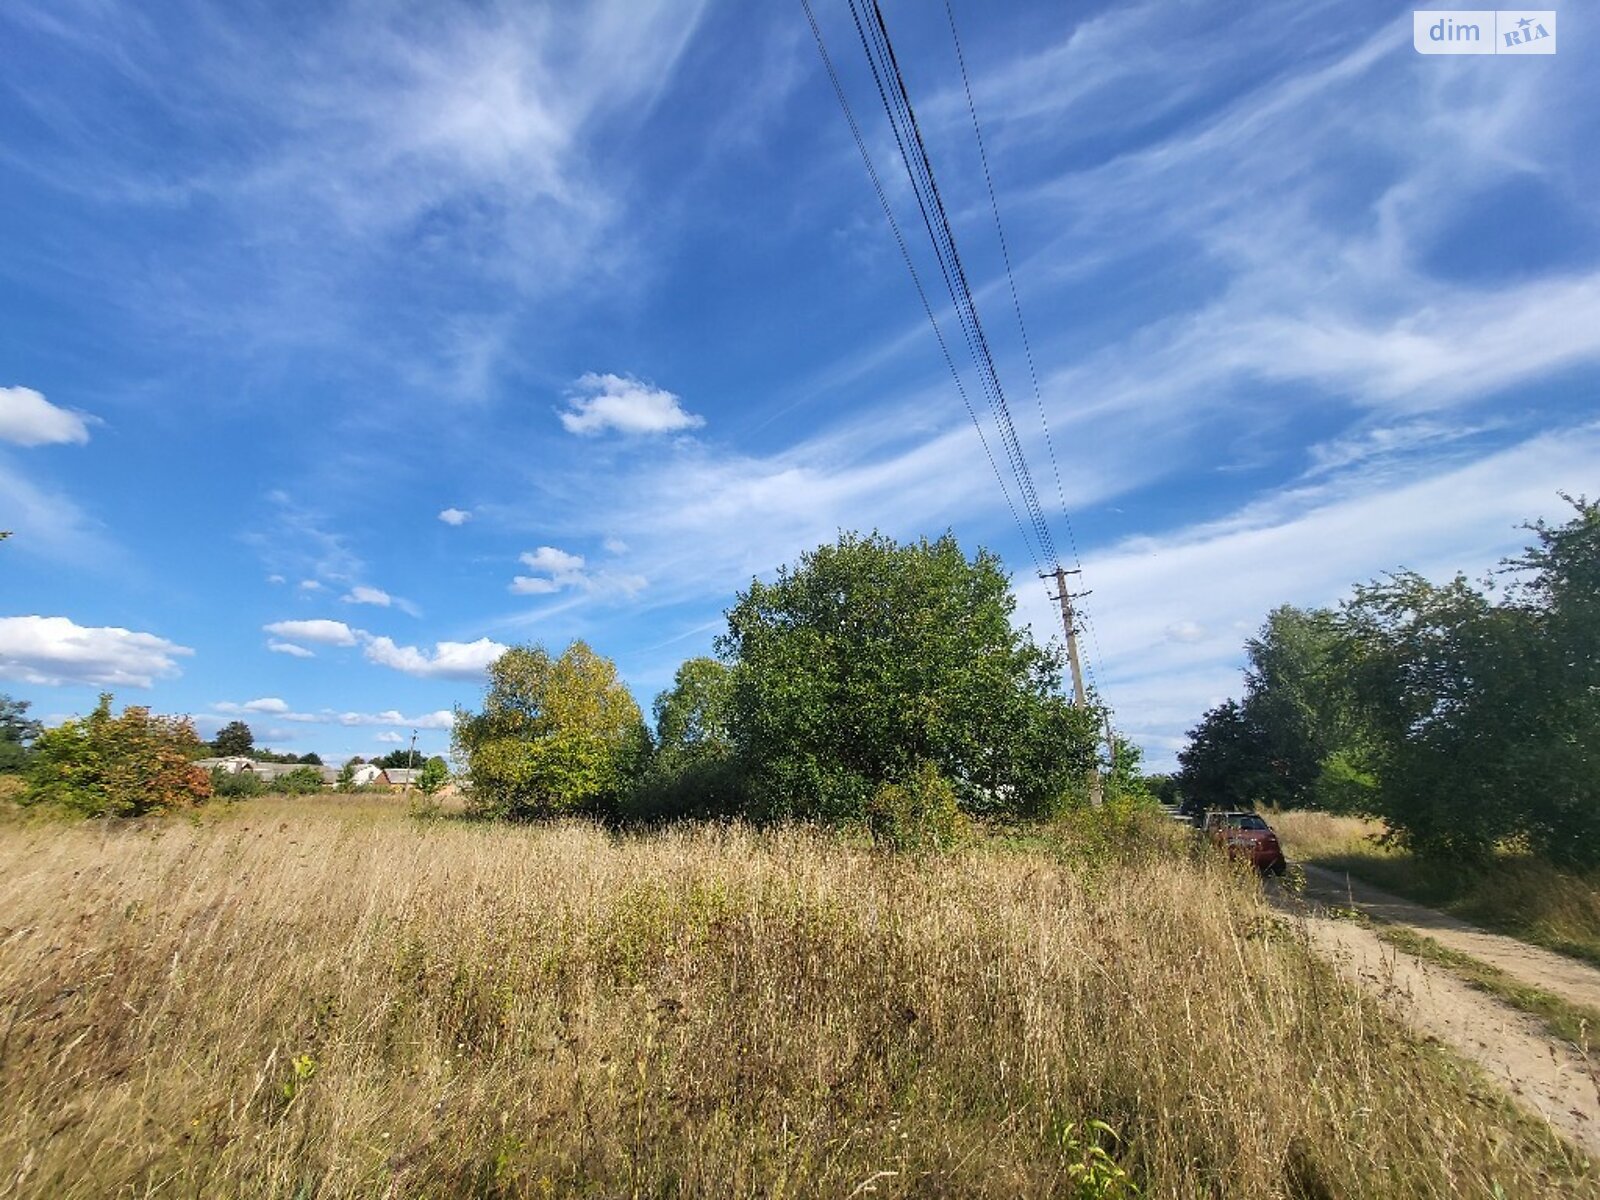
[1299,864,1600,1013]
[1276,871,1600,1158]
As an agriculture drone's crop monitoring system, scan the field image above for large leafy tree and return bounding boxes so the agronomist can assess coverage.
[27,695,214,816]
[212,720,255,758]
[1334,498,1598,862]
[719,531,1099,823]
[1178,605,1351,812]
[454,641,649,820]
[0,694,42,773]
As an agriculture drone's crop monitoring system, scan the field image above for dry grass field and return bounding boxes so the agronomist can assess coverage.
[1,799,1593,1198]
[1271,810,1600,967]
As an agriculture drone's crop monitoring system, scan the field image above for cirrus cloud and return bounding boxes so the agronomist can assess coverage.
[0,615,192,687]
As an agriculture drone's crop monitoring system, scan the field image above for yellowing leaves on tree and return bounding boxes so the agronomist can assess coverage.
[453,641,648,819]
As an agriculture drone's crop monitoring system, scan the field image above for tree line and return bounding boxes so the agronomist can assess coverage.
[454,531,1117,846]
[1178,497,1598,866]
[3,532,1121,836]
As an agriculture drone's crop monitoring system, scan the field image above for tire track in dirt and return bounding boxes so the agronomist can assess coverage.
[1299,864,1600,1014]
[1274,877,1600,1158]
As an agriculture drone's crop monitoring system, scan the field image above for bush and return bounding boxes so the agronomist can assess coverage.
[274,766,327,796]
[865,761,965,850]
[210,768,265,799]
[26,695,213,817]
[622,754,750,825]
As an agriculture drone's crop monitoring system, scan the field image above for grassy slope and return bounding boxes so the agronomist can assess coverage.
[0,801,1592,1199]
[1272,811,1600,967]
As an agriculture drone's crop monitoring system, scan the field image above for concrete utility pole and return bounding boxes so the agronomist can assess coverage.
[1043,565,1104,807]
[404,729,418,795]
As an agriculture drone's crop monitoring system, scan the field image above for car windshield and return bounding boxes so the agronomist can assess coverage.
[1226,814,1269,830]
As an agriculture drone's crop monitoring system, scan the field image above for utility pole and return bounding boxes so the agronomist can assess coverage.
[1043,565,1103,807]
[404,729,418,795]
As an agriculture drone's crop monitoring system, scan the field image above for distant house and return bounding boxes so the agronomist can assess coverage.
[348,763,384,787]
[382,768,422,788]
[194,756,256,774]
[194,757,337,786]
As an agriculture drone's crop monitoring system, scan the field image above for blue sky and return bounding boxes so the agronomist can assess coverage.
[2,0,1596,767]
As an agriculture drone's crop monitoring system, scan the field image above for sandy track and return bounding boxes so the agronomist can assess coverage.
[1272,868,1600,1158]
[1299,864,1600,1014]
[1290,911,1600,1157]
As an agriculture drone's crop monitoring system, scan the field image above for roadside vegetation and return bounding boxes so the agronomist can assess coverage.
[1273,810,1600,967]
[1179,497,1597,864]
[1,800,1591,1199]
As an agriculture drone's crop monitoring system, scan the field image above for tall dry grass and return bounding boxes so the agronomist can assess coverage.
[0,802,1590,1198]
[1272,809,1600,966]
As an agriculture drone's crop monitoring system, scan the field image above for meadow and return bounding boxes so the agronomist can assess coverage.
[0,798,1592,1199]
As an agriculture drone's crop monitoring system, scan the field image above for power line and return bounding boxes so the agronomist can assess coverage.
[799,0,1042,578]
[942,0,1106,695]
[846,0,1060,574]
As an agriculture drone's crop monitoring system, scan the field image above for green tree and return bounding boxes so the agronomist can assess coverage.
[454,641,649,820]
[297,752,323,766]
[417,756,450,796]
[213,720,255,758]
[0,694,42,773]
[377,748,423,770]
[336,761,357,791]
[627,658,745,823]
[653,657,733,759]
[719,531,1098,825]
[27,695,213,816]
[1177,700,1272,812]
[1177,605,1351,813]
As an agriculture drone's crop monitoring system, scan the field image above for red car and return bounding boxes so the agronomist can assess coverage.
[1203,811,1288,875]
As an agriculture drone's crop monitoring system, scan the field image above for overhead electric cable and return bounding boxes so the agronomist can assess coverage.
[799,0,1043,577]
[942,0,1107,695]
[845,0,1060,571]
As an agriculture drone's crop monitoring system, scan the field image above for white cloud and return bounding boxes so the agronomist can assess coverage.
[214,697,290,715]
[362,635,507,679]
[558,373,704,437]
[0,615,192,688]
[343,585,392,607]
[603,537,629,554]
[299,579,324,591]
[267,574,286,585]
[268,640,315,658]
[374,731,405,744]
[509,544,647,599]
[0,387,94,447]
[263,618,359,647]
[439,507,472,526]
[233,707,456,731]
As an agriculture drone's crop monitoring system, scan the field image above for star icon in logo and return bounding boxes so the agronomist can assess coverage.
[1517,16,1534,29]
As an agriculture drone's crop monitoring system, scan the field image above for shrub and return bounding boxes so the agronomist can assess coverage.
[865,760,965,850]
[209,768,265,799]
[274,766,327,796]
[26,695,213,817]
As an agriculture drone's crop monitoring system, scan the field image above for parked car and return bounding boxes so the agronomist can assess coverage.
[1202,811,1287,875]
